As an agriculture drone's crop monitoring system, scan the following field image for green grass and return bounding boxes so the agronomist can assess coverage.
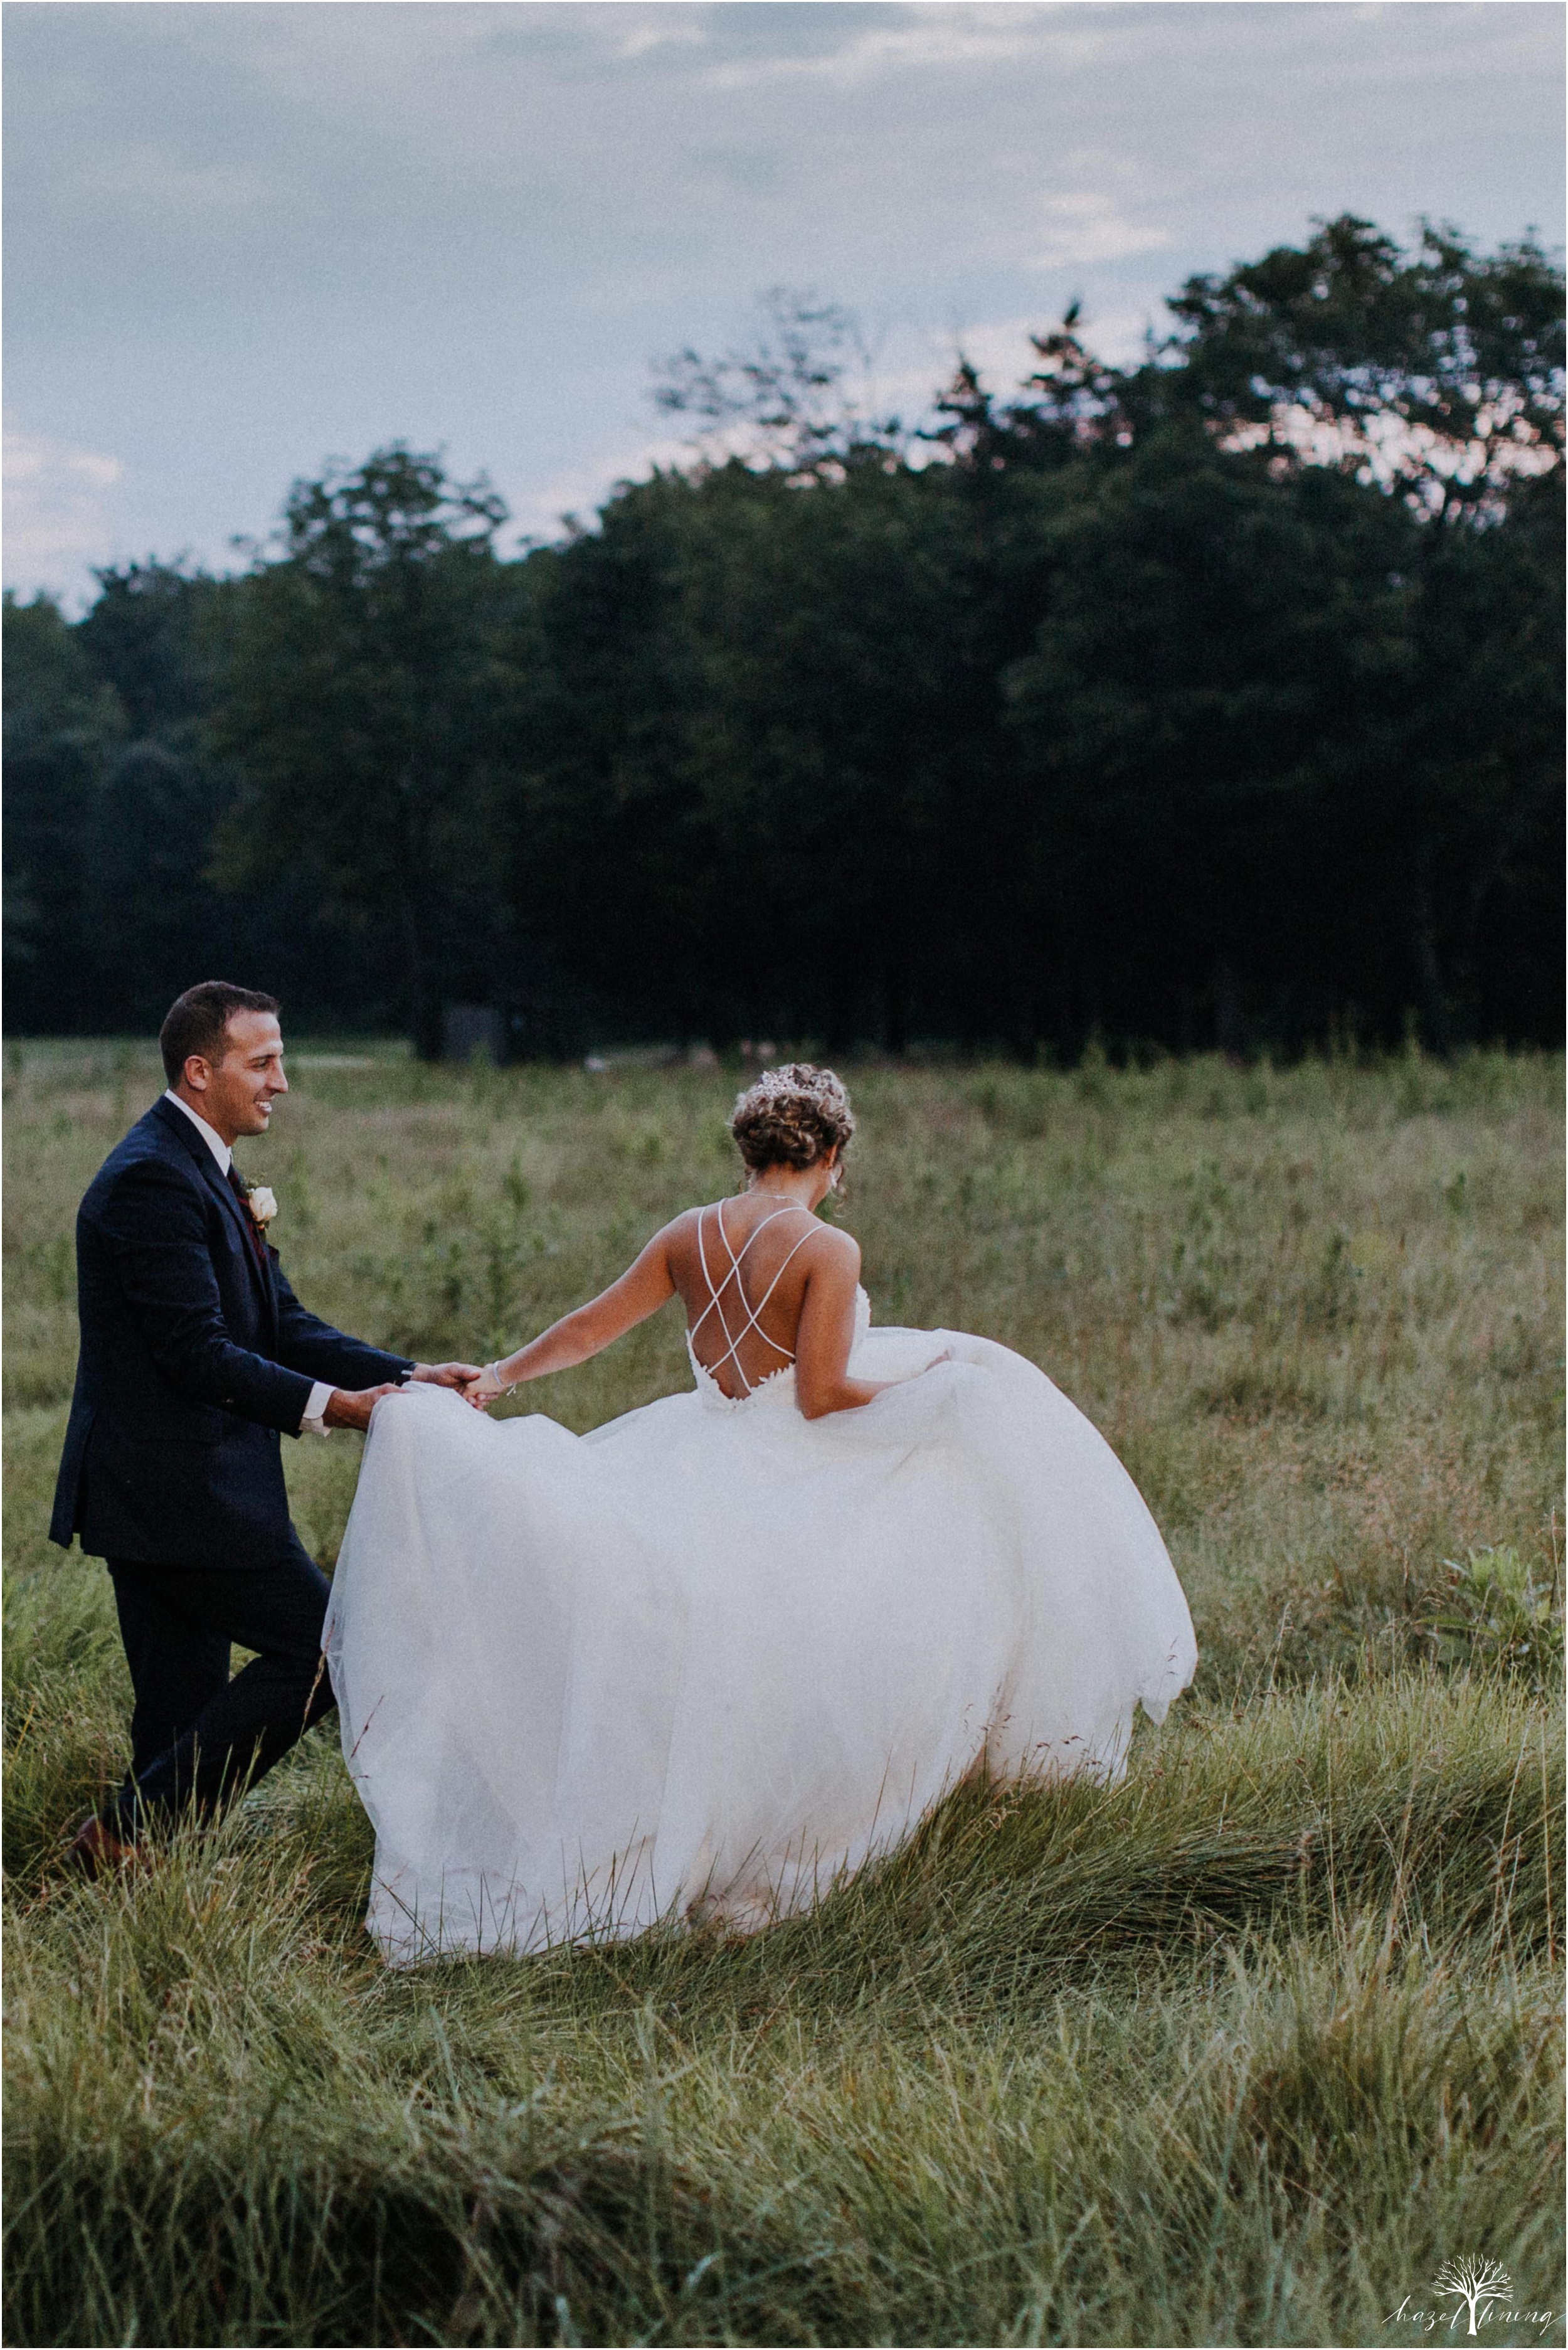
[4,1041,1563,2346]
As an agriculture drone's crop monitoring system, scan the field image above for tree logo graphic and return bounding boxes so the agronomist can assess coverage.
[1433,2258,1512,2336]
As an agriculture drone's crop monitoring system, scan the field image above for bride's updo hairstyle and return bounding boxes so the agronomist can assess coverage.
[729,1063,855,1172]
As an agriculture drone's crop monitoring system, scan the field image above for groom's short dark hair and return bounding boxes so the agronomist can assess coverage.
[160,982,281,1086]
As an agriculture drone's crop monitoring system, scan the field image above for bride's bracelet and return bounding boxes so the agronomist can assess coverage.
[485,1361,519,1393]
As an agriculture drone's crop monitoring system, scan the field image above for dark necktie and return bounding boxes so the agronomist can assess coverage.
[225,1162,268,1265]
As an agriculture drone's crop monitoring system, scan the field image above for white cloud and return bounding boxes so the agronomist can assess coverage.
[3,425,124,594]
[1031,193,1174,272]
[705,3,1106,91]
[948,304,1152,380]
[504,427,696,546]
[616,18,707,64]
[856,307,1158,435]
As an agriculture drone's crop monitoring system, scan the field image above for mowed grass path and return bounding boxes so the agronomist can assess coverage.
[4,1043,1562,2347]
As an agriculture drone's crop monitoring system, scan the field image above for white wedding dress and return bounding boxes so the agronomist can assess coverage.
[324,1236,1197,1965]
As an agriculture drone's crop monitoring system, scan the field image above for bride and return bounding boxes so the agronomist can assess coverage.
[324,1065,1196,1964]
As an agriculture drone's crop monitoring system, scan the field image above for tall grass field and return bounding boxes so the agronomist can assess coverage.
[4,1040,1563,2349]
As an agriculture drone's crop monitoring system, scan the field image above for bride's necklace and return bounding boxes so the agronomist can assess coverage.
[750,1189,813,1209]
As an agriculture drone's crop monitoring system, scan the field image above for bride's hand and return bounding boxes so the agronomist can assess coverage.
[462,1364,508,1408]
[871,1349,953,1402]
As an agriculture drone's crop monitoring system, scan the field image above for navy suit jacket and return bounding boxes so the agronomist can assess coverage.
[50,1097,412,1569]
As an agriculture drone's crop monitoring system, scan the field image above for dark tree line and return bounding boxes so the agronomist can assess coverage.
[6,216,1562,1057]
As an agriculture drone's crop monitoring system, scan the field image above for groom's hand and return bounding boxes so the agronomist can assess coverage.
[408,1361,485,1390]
[323,1383,404,1432]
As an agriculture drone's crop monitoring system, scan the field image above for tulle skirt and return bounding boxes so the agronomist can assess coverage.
[324,1322,1196,1963]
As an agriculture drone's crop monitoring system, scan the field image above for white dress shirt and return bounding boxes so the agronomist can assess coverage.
[162,1089,334,1435]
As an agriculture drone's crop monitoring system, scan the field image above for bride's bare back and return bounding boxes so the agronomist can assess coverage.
[667,1195,832,1400]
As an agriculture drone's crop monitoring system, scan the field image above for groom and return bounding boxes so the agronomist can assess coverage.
[51,981,480,1871]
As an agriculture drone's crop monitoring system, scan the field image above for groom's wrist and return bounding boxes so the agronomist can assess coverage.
[300,1379,335,1436]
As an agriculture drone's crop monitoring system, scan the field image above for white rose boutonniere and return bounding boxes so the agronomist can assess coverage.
[246,1185,278,1233]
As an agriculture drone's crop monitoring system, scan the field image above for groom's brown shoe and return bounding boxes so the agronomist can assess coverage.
[66,1812,145,1879]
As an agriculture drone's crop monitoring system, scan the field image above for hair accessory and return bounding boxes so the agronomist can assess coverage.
[733,1063,837,1114]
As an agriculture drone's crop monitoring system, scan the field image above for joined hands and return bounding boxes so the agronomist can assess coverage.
[411,1361,486,1392]
[324,1361,485,1432]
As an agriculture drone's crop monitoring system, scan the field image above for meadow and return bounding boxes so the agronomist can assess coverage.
[3,1039,1563,2349]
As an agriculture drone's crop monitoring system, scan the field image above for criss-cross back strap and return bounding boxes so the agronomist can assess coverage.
[691,1200,795,1337]
[690,1200,819,1396]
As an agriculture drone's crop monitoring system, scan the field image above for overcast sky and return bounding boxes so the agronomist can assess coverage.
[4,0,1562,603]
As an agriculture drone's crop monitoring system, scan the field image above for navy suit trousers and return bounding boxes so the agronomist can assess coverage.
[107,1541,336,1828]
